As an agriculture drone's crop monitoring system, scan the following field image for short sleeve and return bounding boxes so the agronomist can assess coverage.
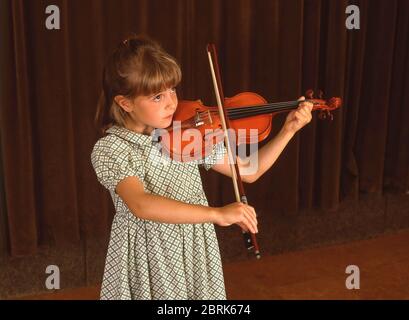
[91,137,144,192]
[199,141,227,171]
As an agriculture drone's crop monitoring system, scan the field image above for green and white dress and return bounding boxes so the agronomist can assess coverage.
[91,125,227,300]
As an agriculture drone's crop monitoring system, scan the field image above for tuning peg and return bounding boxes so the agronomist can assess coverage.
[305,89,314,99]
[318,90,323,99]
[318,110,334,121]
[318,110,326,120]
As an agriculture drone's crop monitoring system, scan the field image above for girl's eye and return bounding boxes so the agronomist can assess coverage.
[152,88,176,102]
[153,94,162,102]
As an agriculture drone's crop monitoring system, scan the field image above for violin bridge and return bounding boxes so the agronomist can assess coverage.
[194,110,213,127]
[195,111,204,127]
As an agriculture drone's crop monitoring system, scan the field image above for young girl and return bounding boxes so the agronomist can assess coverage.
[91,35,313,300]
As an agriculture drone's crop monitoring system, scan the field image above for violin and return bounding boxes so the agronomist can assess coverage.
[158,90,342,162]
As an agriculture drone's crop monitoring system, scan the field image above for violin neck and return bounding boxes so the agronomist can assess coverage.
[227,100,304,120]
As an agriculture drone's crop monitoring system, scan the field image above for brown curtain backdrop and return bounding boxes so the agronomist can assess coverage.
[0,130,8,259]
[0,0,408,257]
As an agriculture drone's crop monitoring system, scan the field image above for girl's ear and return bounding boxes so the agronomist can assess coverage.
[114,95,133,112]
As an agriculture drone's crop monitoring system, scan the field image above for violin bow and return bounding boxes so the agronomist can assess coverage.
[206,43,261,259]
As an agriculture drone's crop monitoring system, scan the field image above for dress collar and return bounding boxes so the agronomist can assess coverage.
[106,125,156,146]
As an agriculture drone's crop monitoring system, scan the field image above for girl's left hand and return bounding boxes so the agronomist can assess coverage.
[282,96,313,134]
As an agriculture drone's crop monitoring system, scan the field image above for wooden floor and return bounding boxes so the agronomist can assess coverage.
[15,229,409,300]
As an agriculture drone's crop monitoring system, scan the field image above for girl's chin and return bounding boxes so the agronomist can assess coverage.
[163,116,173,124]
[155,118,173,129]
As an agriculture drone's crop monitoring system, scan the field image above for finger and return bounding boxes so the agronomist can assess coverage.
[301,107,313,121]
[297,96,305,102]
[249,205,258,222]
[243,204,256,217]
[297,107,307,117]
[299,103,312,113]
[299,107,311,118]
[295,111,306,121]
[237,222,246,231]
[243,206,258,233]
[238,206,256,233]
[242,213,257,234]
[303,103,313,112]
[244,208,258,231]
[236,222,249,233]
[296,110,310,123]
[236,204,253,225]
[299,100,313,112]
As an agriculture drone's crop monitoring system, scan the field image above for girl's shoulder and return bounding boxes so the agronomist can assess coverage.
[90,133,140,172]
[90,134,145,191]
[94,134,131,150]
[92,133,133,157]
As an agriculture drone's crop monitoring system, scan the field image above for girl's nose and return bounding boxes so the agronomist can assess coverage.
[165,91,177,110]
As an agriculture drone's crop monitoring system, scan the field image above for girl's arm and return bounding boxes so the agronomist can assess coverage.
[212,126,295,183]
[116,176,258,233]
[212,98,313,183]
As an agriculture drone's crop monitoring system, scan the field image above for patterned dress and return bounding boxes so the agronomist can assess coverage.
[91,125,227,300]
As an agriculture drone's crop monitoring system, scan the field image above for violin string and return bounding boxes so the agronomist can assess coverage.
[177,99,320,126]
[229,108,296,120]
[201,102,299,119]
[225,99,319,115]
[196,106,295,123]
[197,100,320,120]
[218,99,316,113]
[187,104,294,125]
[193,100,321,124]
[216,101,298,114]
[202,104,299,119]
[228,100,299,112]
[210,109,291,121]
[226,103,298,115]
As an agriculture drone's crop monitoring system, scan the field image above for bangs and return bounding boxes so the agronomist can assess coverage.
[132,52,181,97]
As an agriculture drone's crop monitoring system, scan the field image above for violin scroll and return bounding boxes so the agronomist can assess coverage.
[305,89,342,121]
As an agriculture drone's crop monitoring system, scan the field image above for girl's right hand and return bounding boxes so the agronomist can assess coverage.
[213,202,258,234]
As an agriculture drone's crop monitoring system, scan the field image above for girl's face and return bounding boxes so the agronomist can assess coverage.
[126,87,178,134]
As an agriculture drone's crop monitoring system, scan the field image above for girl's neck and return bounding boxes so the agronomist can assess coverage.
[124,119,154,136]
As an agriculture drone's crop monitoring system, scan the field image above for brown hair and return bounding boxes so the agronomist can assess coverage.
[94,34,182,134]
